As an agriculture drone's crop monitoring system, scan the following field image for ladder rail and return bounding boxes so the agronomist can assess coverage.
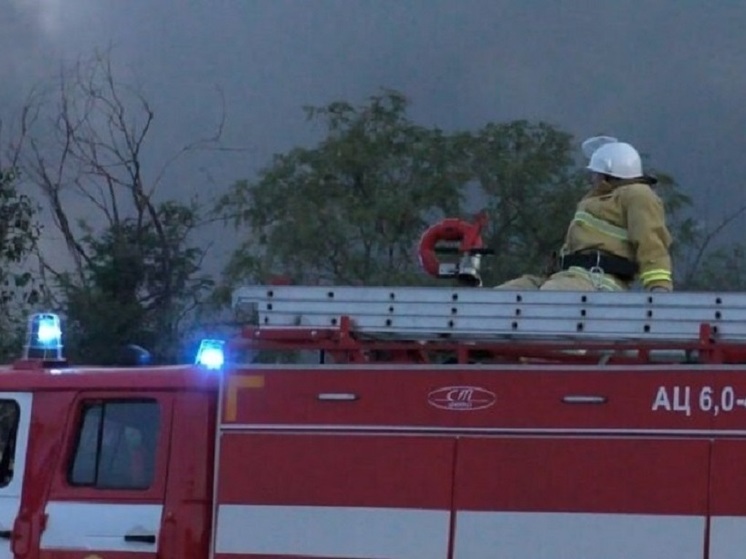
[234,285,743,307]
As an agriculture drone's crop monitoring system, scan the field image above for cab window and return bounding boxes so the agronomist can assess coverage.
[0,400,19,487]
[69,400,160,490]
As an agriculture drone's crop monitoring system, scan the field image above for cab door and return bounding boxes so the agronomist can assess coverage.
[38,392,174,558]
[0,393,32,559]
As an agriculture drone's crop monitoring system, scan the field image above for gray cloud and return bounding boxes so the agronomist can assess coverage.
[3,0,746,266]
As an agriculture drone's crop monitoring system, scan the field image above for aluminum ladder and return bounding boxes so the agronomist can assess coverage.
[232,285,746,342]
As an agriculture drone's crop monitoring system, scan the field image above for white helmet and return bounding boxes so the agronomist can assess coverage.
[587,141,643,179]
[581,135,618,159]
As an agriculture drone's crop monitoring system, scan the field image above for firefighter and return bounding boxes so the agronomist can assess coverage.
[495,140,673,292]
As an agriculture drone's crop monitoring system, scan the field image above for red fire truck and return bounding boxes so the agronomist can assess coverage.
[0,282,745,559]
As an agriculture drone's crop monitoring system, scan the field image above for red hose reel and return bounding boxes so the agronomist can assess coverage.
[418,211,492,286]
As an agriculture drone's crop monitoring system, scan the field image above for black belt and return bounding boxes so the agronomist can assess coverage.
[559,251,638,281]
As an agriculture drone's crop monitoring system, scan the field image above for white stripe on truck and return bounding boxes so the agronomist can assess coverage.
[454,511,705,559]
[709,516,746,559]
[37,501,723,558]
[40,501,163,553]
[214,505,711,559]
[215,504,450,559]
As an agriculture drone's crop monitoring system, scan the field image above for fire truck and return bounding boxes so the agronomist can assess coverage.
[0,219,745,558]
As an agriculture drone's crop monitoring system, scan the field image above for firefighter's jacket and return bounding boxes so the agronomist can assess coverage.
[561,179,673,291]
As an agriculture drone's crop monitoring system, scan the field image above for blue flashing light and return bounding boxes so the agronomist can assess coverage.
[195,339,225,370]
[30,313,62,350]
[23,312,64,361]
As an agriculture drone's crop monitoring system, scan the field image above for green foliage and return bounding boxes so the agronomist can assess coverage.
[60,200,213,365]
[216,90,712,297]
[683,244,746,291]
[456,121,587,285]
[0,168,42,362]
[8,80,730,367]
[0,170,39,266]
[9,50,225,364]
[216,90,468,289]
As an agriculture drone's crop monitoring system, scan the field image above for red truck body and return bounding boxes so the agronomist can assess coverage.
[1,286,746,558]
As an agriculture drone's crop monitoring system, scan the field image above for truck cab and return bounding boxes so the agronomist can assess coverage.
[0,315,218,559]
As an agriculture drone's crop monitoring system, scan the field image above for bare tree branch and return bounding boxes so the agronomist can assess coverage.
[682,202,746,285]
[149,84,229,198]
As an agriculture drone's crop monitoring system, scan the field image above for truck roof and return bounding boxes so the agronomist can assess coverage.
[0,362,219,391]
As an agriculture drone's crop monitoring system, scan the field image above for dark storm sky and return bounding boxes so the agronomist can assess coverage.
[3,0,746,267]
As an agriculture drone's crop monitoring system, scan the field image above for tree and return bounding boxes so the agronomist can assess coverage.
[60,201,212,364]
[0,167,42,362]
[455,121,588,285]
[682,244,746,291]
[217,90,707,295]
[10,50,217,363]
[216,90,469,290]
[217,91,695,295]
[664,197,746,291]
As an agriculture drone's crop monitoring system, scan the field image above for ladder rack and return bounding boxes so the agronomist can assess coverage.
[233,285,746,343]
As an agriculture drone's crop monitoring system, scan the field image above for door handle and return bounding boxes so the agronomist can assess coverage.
[0,530,10,540]
[124,534,156,544]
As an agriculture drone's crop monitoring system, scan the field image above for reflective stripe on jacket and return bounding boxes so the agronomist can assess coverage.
[561,180,673,291]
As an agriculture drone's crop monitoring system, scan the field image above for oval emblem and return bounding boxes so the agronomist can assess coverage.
[428,386,496,411]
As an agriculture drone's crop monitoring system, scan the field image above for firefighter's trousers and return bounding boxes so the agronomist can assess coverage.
[494,267,627,291]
